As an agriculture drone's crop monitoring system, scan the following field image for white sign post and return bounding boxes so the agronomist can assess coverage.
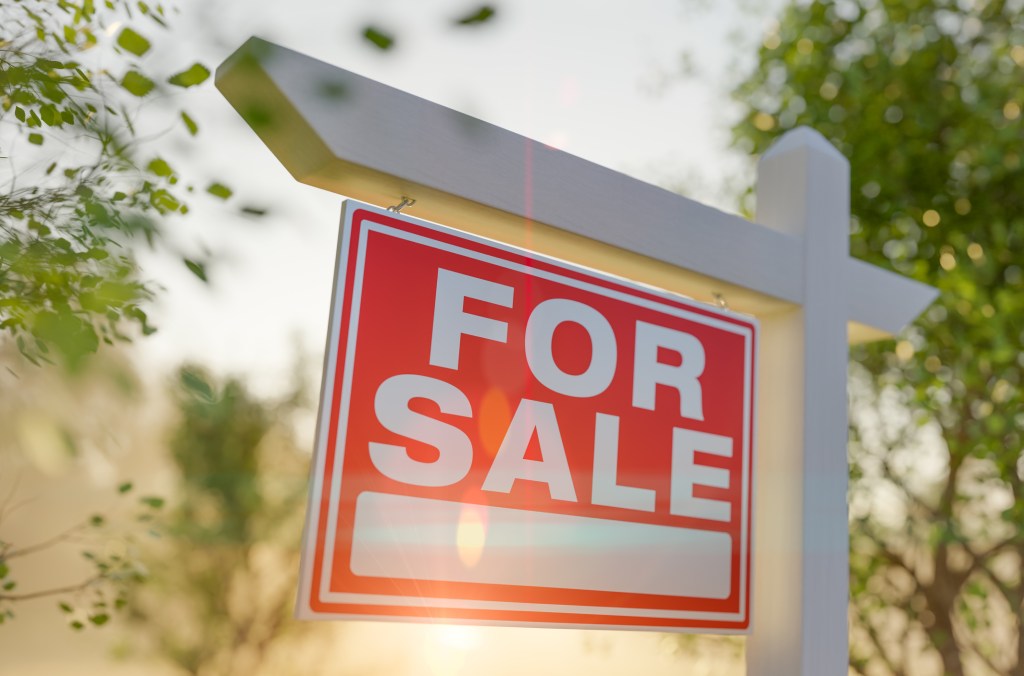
[216,38,937,674]
[747,129,853,674]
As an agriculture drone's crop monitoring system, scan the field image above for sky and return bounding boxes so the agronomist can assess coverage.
[17,1,790,673]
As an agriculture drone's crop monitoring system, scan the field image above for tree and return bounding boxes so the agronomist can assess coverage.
[1,0,228,629]
[733,0,1024,673]
[1,0,219,369]
[128,365,320,675]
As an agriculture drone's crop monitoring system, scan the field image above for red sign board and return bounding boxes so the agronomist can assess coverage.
[297,200,757,631]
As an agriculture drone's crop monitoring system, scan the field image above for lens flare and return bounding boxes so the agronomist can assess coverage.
[456,502,488,568]
[477,387,510,457]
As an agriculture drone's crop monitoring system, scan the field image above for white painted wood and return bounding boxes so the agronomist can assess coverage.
[847,258,936,340]
[747,127,850,674]
[215,38,936,338]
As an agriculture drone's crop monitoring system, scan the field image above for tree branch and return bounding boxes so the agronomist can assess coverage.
[879,454,940,522]
[860,519,930,600]
[0,573,101,602]
[0,473,24,525]
[857,602,907,676]
[5,522,85,559]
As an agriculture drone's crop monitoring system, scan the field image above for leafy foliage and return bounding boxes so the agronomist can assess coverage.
[0,479,160,630]
[0,347,166,630]
[0,0,222,368]
[129,366,313,674]
[734,0,1024,673]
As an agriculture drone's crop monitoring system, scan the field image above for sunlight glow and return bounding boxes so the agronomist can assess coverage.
[435,624,482,651]
[456,502,487,568]
[420,624,482,676]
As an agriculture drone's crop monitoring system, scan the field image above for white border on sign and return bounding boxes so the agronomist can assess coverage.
[297,200,756,628]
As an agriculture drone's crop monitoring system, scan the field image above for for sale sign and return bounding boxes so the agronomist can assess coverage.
[297,200,757,632]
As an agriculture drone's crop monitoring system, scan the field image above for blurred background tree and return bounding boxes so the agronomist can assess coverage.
[126,365,328,675]
[733,0,1024,673]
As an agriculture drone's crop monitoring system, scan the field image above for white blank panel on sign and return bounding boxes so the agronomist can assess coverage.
[350,492,732,600]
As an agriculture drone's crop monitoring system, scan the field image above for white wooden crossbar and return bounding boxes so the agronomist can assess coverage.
[216,37,936,341]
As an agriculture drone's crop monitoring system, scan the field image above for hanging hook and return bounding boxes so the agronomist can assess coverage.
[387,196,416,213]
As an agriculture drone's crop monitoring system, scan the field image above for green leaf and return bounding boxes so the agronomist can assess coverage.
[39,105,59,126]
[167,63,210,88]
[205,183,232,200]
[139,496,164,509]
[121,70,155,97]
[362,26,394,50]
[0,562,8,579]
[32,311,99,366]
[28,220,51,237]
[240,205,267,217]
[90,514,105,527]
[149,189,180,213]
[70,620,85,630]
[28,133,43,145]
[180,110,198,135]
[147,157,173,178]
[180,368,214,401]
[455,5,496,25]
[183,259,207,282]
[116,27,151,56]
[118,481,133,494]
[88,613,109,626]
[16,335,42,367]
[59,602,73,613]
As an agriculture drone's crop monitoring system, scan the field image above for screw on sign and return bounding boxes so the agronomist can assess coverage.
[297,200,757,632]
